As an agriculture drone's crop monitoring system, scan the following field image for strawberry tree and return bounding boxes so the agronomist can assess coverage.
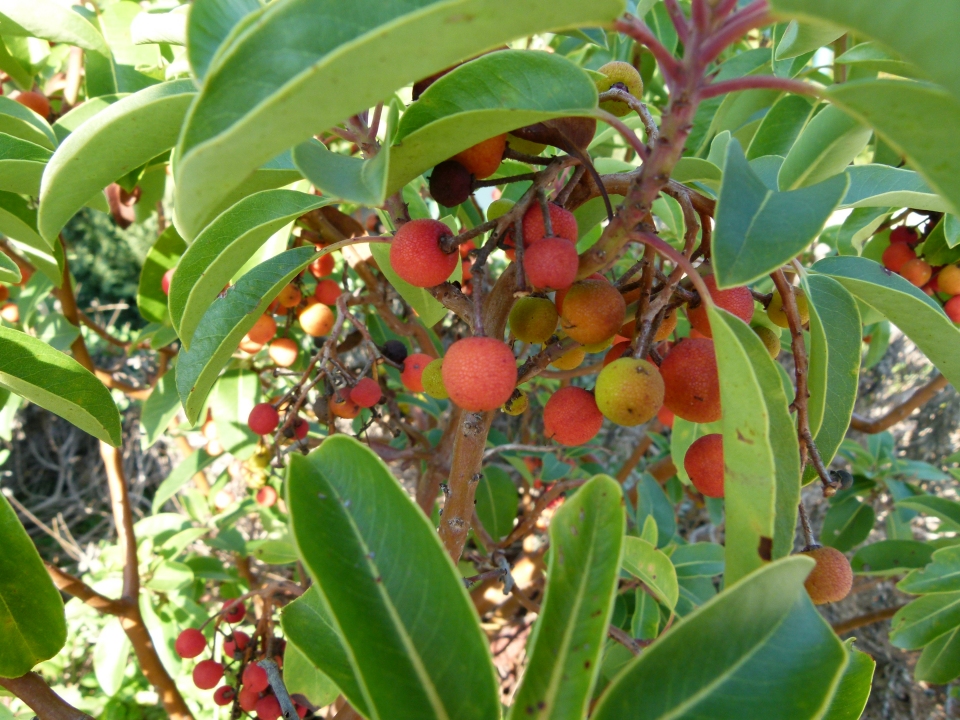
[1,0,960,718]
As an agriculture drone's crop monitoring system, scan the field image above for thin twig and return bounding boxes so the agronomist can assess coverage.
[259,659,299,720]
[850,374,948,433]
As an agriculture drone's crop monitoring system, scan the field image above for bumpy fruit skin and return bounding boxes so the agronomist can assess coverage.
[543,386,604,445]
[524,237,579,291]
[315,279,342,305]
[389,219,457,288]
[429,160,473,207]
[766,288,810,329]
[900,258,932,287]
[522,203,578,246]
[256,695,282,720]
[276,284,301,308]
[442,337,517,411]
[946,295,960,323]
[509,296,559,344]
[175,628,206,659]
[421,358,448,399]
[684,434,724,498]
[248,403,280,435]
[454,134,506,179]
[13,91,50,118]
[560,279,627,345]
[214,686,236,706]
[299,302,335,337]
[889,225,919,244]
[938,265,960,295]
[550,344,585,370]
[400,353,434,392]
[223,602,246,624]
[309,252,335,278]
[800,546,853,605]
[381,339,408,364]
[238,686,259,712]
[242,663,270,693]
[660,338,721,423]
[248,314,277,345]
[268,338,299,368]
[329,393,360,419]
[502,391,528,415]
[350,377,382,408]
[596,358,665,426]
[193,660,224,690]
[595,61,644,117]
[686,275,755,338]
[753,325,781,358]
[882,242,916,273]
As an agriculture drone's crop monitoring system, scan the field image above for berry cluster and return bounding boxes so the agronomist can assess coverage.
[881,224,960,321]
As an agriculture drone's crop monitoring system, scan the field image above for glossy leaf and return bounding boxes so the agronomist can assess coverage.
[851,540,934,577]
[170,190,327,346]
[774,20,845,60]
[173,0,625,239]
[369,241,458,329]
[713,138,847,287]
[140,368,181,450]
[890,591,960,650]
[896,496,960,532]
[670,543,724,579]
[386,49,597,196]
[0,493,67,677]
[746,94,815,160]
[915,626,960,684]
[0,0,109,54]
[822,640,876,720]
[821,496,875,552]
[813,255,960,389]
[475,465,517,543]
[508,476,623,720]
[287,435,500,720]
[283,642,339,710]
[176,246,316,423]
[621,537,678,611]
[0,133,51,196]
[593,557,847,720]
[778,105,872,191]
[835,41,921,79]
[0,189,53,255]
[842,164,947,212]
[0,325,121,445]
[0,96,56,149]
[38,80,196,244]
[152,448,216,513]
[187,0,262,81]
[899,546,960,594]
[138,226,186,325]
[294,137,392,207]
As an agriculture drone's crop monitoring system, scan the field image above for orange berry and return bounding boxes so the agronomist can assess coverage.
[550,343,586,370]
[937,265,960,295]
[299,302,335,337]
[309,253,335,278]
[330,392,361,419]
[560,278,627,345]
[686,274,754,338]
[660,338,721,423]
[800,546,853,605]
[0,302,19,324]
[543,386,603,445]
[555,272,604,314]
[390,219,457,288]
[315,279,342,306]
[276,284,301,308]
[620,308,678,342]
[683,433,724,498]
[238,336,264,354]
[400,353,434,392]
[268,338,299,367]
[882,242,916,273]
[12,90,50,118]
[657,405,674,428]
[453,134,506,180]
[595,358,664,426]
[900,258,932,287]
[247,314,277,345]
[441,337,517,411]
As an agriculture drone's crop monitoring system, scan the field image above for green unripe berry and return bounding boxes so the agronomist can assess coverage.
[753,325,781,358]
[422,358,448,399]
[767,288,809,328]
[596,61,644,117]
[595,357,665,426]
[509,297,559,344]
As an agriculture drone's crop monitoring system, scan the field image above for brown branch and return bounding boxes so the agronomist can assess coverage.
[832,605,904,635]
[648,455,677,482]
[617,433,655,483]
[850,373,948,433]
[499,480,587,548]
[0,673,95,720]
[79,311,129,348]
[539,360,603,380]
[45,563,124,615]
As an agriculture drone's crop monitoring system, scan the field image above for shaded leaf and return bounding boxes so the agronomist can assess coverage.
[842,164,947,212]
[746,94,815,160]
[890,591,960,650]
[475,466,517,543]
[283,642,339,710]
[899,546,960,594]
[778,105,871,190]
[138,226,186,325]
[0,96,56,149]
[152,449,216,513]
[0,132,51,196]
[141,368,182,451]
[670,543,724,579]
[93,617,131,696]
[821,496,875,552]
[852,540,934,577]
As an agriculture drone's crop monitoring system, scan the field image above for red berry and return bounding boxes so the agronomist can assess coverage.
[900,258,932,287]
[223,601,246,624]
[889,226,919,245]
[175,628,206,659]
[400,353,434,392]
[314,279,342,305]
[242,663,269,693]
[256,485,278,507]
[161,268,174,295]
[256,694,282,720]
[389,219,457,287]
[350,377,382,408]
[603,340,631,367]
[238,686,260,712]
[309,253,335,278]
[295,704,308,718]
[441,337,517,412]
[214,685,236,706]
[686,274,754,338]
[13,91,50,118]
[292,417,309,440]
[248,403,280,435]
[516,203,578,247]
[660,338,721,424]
[543,387,604,445]
[881,242,916,273]
[684,433,724,498]
[946,295,960,323]
[223,630,250,659]
[524,237,579,291]
[193,660,224,690]
[657,405,675,429]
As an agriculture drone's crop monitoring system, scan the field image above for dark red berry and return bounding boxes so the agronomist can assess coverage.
[175,628,206,659]
[238,686,259,712]
[293,417,309,440]
[350,377,382,408]
[214,685,236,706]
[223,601,245,624]
[429,160,473,207]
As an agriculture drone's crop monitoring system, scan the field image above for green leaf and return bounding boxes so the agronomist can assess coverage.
[0,189,53,254]
[287,435,500,720]
[186,0,262,82]
[670,543,724,579]
[803,275,861,482]
[593,557,847,720]
[842,164,947,212]
[386,49,597,196]
[709,307,801,580]
[0,325,121,445]
[93,617,131,696]
[0,252,20,285]
[915,626,960,684]
[176,246,316,424]
[95,1,163,94]
[38,80,196,244]
[621,537,678,611]
[172,0,626,241]
[169,189,327,346]
[0,36,33,91]
[281,587,370,717]
[52,95,124,145]
[827,79,960,215]
[899,546,960,594]
[283,642,339,710]
[671,157,722,188]
[0,96,55,150]
[508,476,623,720]
[369,241,457,329]
[746,94,815,160]
[144,560,194,592]
[812,255,960,389]
[851,540,934,577]
[141,368,181,450]
[0,0,109,54]
[774,20,845,60]
[0,133,51,196]
[778,105,872,191]
[944,214,960,249]
[130,7,188,46]
[835,41,921,79]
[822,640,876,720]
[152,448,216,513]
[475,465,517,543]
[838,207,889,256]
[0,493,67,677]
[890,591,960,650]
[210,369,261,456]
[920,218,960,267]
[897,496,960,533]
[138,226,186,325]
[713,138,848,287]
[821,496,875,552]
[294,137,392,207]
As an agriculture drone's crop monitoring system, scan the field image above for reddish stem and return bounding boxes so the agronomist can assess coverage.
[699,75,820,100]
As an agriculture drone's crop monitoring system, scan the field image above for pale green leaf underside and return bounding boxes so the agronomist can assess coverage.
[621,537,679,610]
[0,0,109,54]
